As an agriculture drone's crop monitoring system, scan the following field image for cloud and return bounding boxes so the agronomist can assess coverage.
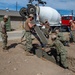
[0,0,75,15]
[43,0,75,15]
[0,0,75,10]
[0,0,28,10]
[0,0,28,5]
[45,0,75,10]
[41,0,75,11]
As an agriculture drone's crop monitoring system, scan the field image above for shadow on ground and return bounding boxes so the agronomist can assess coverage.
[8,43,18,50]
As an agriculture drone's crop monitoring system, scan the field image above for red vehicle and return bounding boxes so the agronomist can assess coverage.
[58,15,75,31]
[61,15,75,27]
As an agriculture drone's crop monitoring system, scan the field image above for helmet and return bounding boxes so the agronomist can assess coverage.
[4,15,8,19]
[29,14,34,17]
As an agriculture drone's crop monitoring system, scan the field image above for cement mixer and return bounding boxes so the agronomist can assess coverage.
[39,6,61,27]
[19,1,61,28]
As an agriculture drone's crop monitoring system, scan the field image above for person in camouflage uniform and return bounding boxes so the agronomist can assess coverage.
[44,19,50,39]
[25,14,35,56]
[49,34,68,69]
[41,20,50,39]
[70,20,75,43]
[55,29,69,46]
[21,30,26,42]
[0,15,8,51]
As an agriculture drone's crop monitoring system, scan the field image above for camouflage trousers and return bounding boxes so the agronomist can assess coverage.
[1,33,8,49]
[57,51,67,68]
[42,28,49,38]
[25,31,32,52]
[21,30,26,40]
[71,30,75,42]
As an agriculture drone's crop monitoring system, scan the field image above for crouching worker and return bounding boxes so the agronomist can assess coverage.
[49,34,68,69]
[55,29,69,47]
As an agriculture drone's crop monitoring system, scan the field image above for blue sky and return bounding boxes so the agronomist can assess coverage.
[0,0,75,15]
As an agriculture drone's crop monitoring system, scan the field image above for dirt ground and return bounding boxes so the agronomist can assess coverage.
[0,37,75,75]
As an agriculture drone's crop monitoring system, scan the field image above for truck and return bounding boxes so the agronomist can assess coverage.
[61,15,75,31]
[19,2,61,31]
[61,15,75,26]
